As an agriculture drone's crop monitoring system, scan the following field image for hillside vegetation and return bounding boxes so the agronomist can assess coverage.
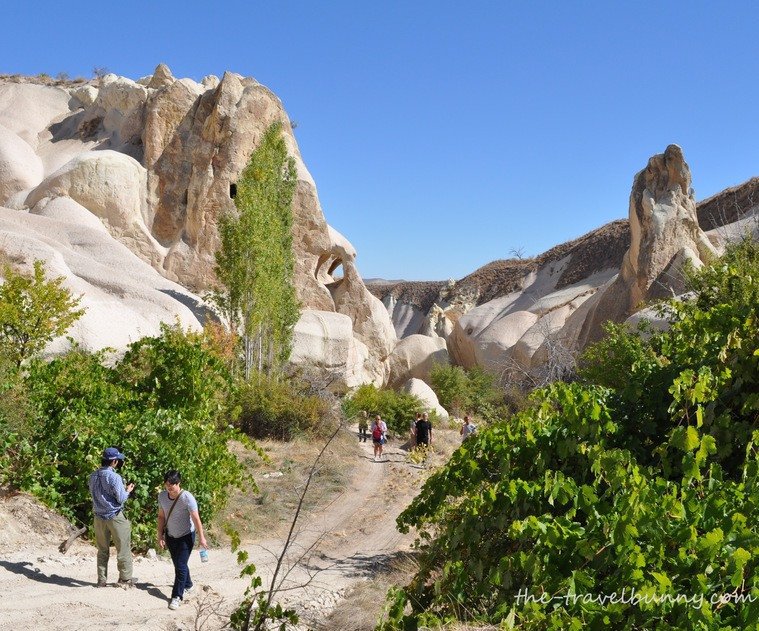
[382,238,759,630]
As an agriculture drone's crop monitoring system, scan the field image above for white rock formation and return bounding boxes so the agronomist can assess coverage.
[25,150,164,266]
[401,378,449,419]
[579,144,718,345]
[289,310,376,389]
[382,145,742,381]
[0,205,203,355]
[0,68,398,382]
[0,123,44,204]
[387,334,449,388]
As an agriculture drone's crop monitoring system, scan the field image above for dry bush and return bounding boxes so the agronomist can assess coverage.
[211,430,356,545]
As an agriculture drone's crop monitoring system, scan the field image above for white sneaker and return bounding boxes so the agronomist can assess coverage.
[169,597,181,610]
[184,585,195,596]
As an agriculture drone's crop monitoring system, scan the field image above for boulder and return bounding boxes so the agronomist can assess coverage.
[400,378,449,419]
[70,85,98,108]
[387,334,449,388]
[290,310,379,388]
[24,150,164,267]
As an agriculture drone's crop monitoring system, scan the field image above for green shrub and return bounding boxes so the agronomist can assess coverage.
[429,363,506,421]
[1,327,245,550]
[231,372,332,440]
[116,322,230,417]
[0,260,84,367]
[384,239,759,629]
[342,384,424,435]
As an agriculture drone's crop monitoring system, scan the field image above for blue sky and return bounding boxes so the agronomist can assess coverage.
[2,1,757,280]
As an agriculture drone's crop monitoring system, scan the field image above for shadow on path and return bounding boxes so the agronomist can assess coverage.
[0,559,168,601]
[300,550,415,579]
[0,559,92,588]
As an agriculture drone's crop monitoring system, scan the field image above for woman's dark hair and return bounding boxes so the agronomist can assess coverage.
[163,470,182,485]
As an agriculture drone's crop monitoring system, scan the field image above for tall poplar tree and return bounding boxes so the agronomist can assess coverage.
[215,122,300,378]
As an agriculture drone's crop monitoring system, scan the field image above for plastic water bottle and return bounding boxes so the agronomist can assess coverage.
[199,548,209,563]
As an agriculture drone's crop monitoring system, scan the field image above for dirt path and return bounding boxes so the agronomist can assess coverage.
[0,432,432,630]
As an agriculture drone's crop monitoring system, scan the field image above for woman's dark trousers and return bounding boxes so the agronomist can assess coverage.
[166,531,195,599]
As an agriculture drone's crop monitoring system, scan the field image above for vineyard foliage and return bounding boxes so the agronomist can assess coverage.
[384,238,759,630]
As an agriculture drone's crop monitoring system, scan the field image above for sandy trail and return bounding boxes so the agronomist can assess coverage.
[0,434,423,630]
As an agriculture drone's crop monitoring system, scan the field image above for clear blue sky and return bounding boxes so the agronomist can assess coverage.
[2,1,757,280]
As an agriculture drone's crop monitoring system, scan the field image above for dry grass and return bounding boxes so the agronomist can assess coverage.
[210,428,357,545]
[324,551,420,631]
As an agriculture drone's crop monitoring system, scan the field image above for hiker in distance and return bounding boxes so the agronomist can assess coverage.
[358,410,369,443]
[415,412,433,449]
[88,446,135,588]
[157,470,209,611]
[409,412,421,449]
[371,414,388,461]
[460,414,477,441]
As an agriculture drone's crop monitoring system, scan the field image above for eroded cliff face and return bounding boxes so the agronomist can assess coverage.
[0,66,395,385]
[373,147,757,385]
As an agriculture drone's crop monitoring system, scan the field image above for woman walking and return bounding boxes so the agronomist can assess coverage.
[157,470,208,610]
[371,414,388,461]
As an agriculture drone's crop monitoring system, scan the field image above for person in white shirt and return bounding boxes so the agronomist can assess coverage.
[460,415,477,442]
[157,470,208,610]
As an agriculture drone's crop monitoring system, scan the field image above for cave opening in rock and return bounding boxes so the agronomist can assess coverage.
[229,183,237,199]
[328,259,344,281]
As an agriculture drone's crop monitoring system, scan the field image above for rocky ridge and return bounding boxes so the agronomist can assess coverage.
[1,67,757,399]
[372,149,758,381]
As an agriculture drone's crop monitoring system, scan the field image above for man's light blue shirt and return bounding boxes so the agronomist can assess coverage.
[89,467,129,520]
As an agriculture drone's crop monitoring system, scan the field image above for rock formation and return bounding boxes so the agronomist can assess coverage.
[400,378,449,419]
[0,67,396,384]
[372,146,756,384]
[387,334,449,388]
[578,144,718,345]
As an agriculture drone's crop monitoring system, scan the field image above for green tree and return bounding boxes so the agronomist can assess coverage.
[215,122,300,379]
[429,363,505,419]
[0,260,84,367]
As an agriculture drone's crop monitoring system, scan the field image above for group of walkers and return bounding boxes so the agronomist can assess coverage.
[87,446,208,611]
[408,412,434,450]
[358,410,477,462]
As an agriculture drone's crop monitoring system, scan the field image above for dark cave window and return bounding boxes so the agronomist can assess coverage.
[230,183,237,199]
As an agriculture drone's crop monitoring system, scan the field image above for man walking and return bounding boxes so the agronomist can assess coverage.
[88,446,135,588]
[415,412,433,449]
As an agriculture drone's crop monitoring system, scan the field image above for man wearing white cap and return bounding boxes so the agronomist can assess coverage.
[88,446,135,588]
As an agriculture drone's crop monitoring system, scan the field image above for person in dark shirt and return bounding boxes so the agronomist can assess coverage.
[415,412,433,448]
